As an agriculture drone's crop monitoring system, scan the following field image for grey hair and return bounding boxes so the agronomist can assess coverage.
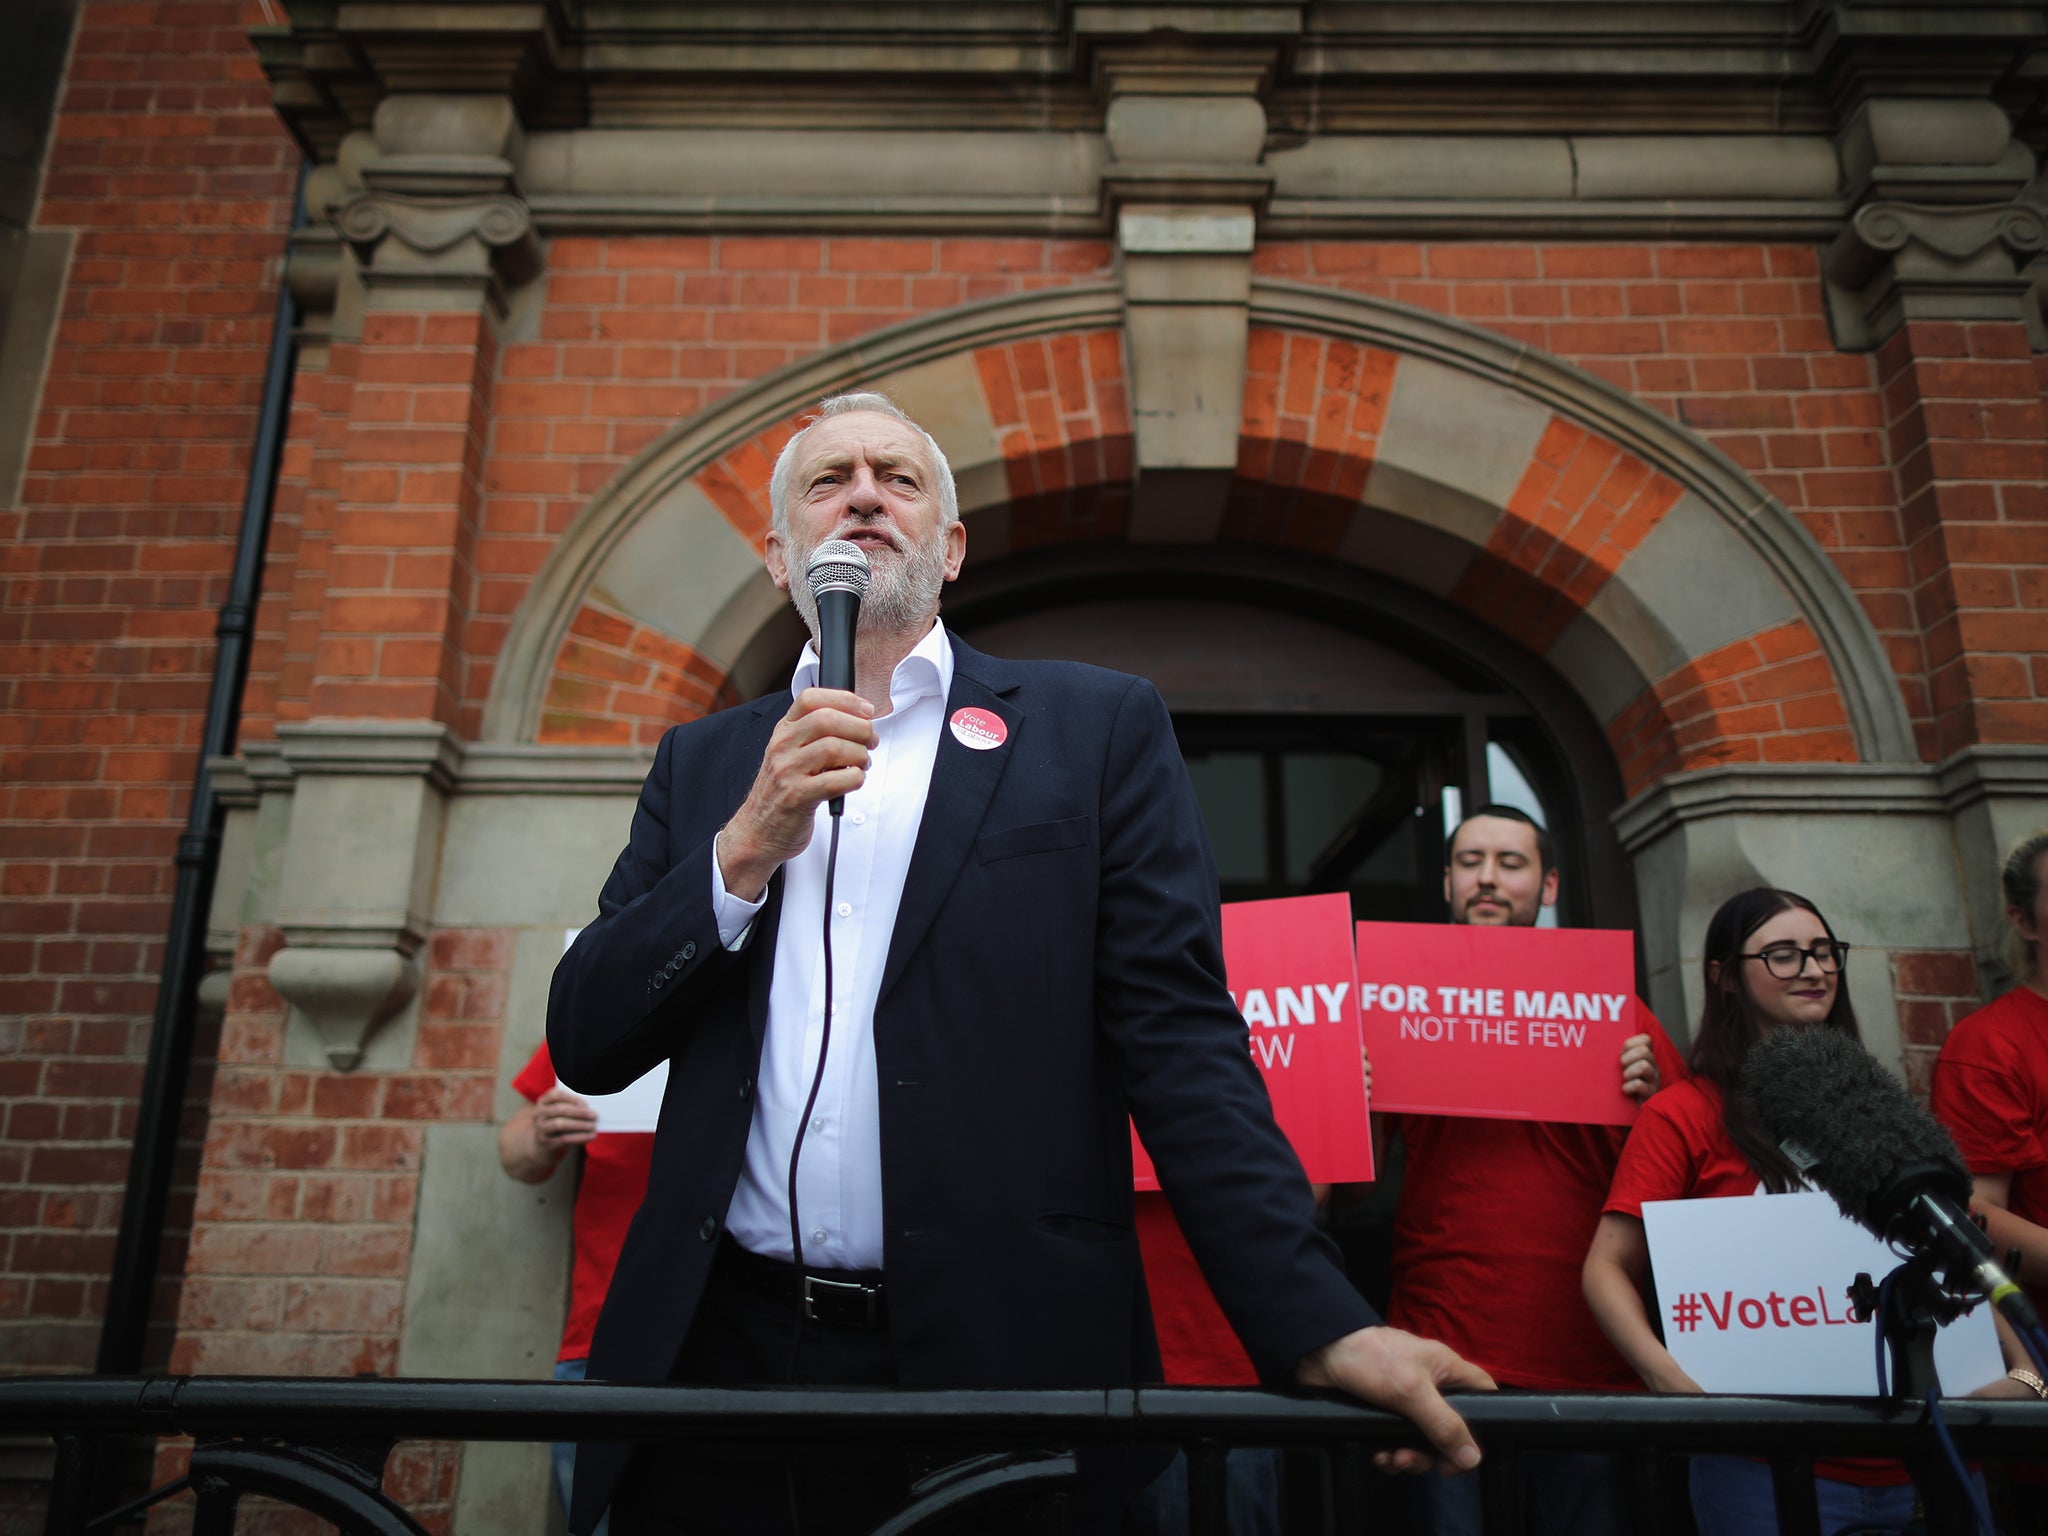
[766,391,959,541]
[2001,829,2048,982]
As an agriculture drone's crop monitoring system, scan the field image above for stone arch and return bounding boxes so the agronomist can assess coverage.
[485,279,1918,790]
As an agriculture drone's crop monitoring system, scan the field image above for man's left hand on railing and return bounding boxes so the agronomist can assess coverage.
[1294,1325,1496,1475]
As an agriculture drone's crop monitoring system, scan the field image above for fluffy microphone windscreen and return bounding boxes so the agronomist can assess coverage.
[1741,1024,1969,1229]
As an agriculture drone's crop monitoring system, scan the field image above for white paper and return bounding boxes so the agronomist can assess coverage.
[582,1061,668,1134]
[560,926,668,1133]
[1642,1190,2004,1396]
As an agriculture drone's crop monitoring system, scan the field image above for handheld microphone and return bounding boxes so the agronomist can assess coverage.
[804,539,870,817]
[1743,1025,2039,1334]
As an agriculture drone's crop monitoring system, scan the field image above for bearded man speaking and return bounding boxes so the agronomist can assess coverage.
[548,393,1492,1536]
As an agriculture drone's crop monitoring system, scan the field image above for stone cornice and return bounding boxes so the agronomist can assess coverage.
[255,2,2048,148]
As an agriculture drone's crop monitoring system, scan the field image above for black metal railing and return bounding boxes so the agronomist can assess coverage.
[1,1377,2042,1536]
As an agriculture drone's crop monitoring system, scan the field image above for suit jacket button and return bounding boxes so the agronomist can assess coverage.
[699,1217,717,1242]
[681,942,697,961]
[737,1077,751,1101]
[652,975,664,989]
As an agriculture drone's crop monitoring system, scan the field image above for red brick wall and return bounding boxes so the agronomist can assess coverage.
[1893,948,1991,1099]
[1248,242,1945,751]
[1877,321,2048,759]
[139,927,508,1533]
[0,0,297,1376]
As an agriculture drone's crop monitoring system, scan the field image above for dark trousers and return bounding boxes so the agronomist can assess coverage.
[608,1248,909,1536]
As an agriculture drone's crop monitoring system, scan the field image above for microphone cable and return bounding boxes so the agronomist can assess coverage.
[781,810,843,1534]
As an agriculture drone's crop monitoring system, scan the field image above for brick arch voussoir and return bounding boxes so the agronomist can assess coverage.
[1241,279,1915,771]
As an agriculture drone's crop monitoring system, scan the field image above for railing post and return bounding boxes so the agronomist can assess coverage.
[1186,1441,1227,1536]
[1479,1451,1522,1536]
[190,1471,241,1536]
[1768,1452,1823,1536]
[42,1437,92,1536]
[1330,1442,1367,1533]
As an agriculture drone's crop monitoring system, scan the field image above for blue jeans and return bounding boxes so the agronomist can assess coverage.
[1689,1456,1920,1536]
[1128,1447,1282,1536]
[1416,1449,1634,1536]
[552,1358,610,1536]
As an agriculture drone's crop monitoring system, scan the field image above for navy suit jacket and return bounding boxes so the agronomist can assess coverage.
[547,637,1375,1530]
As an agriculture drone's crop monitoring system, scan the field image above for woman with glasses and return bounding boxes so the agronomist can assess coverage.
[1579,887,1918,1535]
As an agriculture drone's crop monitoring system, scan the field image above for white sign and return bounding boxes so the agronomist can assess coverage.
[1642,1191,2004,1396]
[561,927,668,1134]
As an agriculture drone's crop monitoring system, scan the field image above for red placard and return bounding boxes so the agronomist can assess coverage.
[1133,893,1375,1190]
[1355,920,1641,1126]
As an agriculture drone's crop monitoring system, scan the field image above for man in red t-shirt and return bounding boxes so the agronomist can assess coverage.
[1377,805,1682,1536]
[501,1042,655,1534]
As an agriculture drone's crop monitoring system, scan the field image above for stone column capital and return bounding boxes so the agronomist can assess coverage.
[1822,95,2045,350]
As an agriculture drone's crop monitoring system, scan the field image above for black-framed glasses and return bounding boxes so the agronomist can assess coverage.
[1740,940,1851,979]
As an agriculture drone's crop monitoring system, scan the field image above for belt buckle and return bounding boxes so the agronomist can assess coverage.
[801,1273,876,1326]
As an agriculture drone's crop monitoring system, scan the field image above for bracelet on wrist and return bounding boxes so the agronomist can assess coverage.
[2008,1367,2048,1399]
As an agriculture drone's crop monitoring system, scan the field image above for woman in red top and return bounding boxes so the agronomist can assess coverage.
[1581,887,1919,1536]
[1933,830,2048,1333]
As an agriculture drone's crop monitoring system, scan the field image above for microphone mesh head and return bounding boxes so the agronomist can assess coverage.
[1741,1024,1967,1229]
[806,539,871,600]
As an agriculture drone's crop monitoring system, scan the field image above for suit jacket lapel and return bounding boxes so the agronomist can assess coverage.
[878,639,1023,1003]
[730,693,789,1051]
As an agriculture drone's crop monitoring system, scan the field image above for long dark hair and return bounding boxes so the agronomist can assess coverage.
[1691,887,1861,1194]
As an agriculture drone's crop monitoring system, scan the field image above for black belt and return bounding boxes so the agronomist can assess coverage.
[717,1236,888,1329]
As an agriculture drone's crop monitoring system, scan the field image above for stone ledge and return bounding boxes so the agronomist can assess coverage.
[214,737,657,797]
[1935,744,2048,814]
[1613,763,1952,855]
[274,720,465,789]
[1608,752,2048,856]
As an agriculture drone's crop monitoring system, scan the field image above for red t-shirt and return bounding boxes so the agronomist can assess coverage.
[1386,1005,1687,1392]
[1931,986,2048,1316]
[1606,1075,1904,1488]
[513,1043,655,1362]
[1134,1192,1259,1385]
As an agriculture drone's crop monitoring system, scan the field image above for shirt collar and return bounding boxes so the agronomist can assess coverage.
[790,617,953,713]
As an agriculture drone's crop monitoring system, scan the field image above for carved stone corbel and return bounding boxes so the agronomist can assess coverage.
[329,95,543,314]
[1093,39,1280,542]
[1825,97,2048,350]
[265,722,461,1072]
[269,928,423,1072]
[1825,200,2048,350]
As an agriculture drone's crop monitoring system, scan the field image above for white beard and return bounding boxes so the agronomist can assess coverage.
[789,524,949,642]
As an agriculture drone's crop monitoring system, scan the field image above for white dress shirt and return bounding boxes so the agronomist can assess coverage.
[712,619,954,1269]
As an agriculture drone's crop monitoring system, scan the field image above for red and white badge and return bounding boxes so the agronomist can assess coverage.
[948,707,1008,751]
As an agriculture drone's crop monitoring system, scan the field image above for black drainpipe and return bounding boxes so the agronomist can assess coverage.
[95,161,308,1377]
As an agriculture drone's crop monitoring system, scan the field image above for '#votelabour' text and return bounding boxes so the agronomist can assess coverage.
[1668,1288,1859,1333]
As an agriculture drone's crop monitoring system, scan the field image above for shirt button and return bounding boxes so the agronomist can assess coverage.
[836,902,852,918]
[850,812,866,825]
[811,1117,825,1133]
[812,1230,827,1245]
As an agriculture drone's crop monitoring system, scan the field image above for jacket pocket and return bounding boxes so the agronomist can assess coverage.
[974,815,1094,865]
[1035,1209,1133,1243]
